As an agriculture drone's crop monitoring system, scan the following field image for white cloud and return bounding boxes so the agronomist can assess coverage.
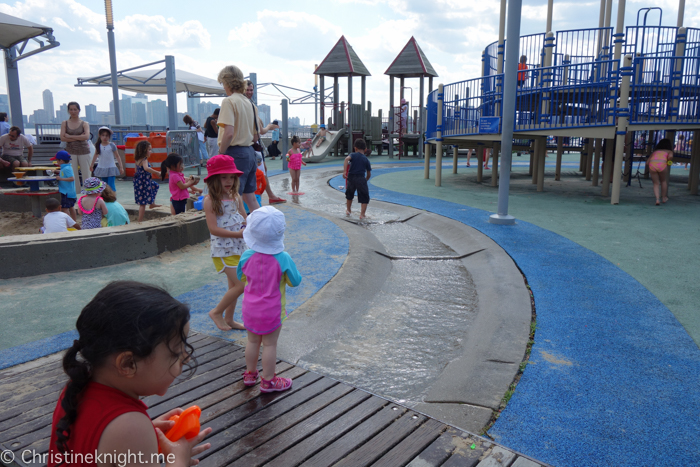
[52,17,74,31]
[115,14,211,50]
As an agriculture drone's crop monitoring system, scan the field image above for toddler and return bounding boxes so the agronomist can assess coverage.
[42,198,80,233]
[78,177,108,230]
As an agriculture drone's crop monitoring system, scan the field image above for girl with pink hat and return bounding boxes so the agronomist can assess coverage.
[204,155,248,331]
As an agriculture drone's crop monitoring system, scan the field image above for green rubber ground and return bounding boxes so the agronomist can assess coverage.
[369,152,700,347]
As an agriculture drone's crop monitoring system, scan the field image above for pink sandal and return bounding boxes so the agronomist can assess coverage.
[243,370,259,386]
[260,374,293,393]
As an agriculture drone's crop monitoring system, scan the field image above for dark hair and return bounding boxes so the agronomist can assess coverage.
[291,135,301,145]
[45,198,60,211]
[55,281,193,453]
[0,112,6,121]
[520,55,527,63]
[67,102,80,112]
[353,138,366,151]
[9,126,21,135]
[94,129,112,156]
[134,141,151,162]
[161,153,184,180]
[213,108,220,116]
[655,138,673,151]
[101,185,117,203]
[183,115,194,126]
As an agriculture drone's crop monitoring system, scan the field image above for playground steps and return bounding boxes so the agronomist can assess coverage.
[0,332,550,467]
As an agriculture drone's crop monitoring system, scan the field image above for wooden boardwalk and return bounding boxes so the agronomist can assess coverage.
[0,333,547,467]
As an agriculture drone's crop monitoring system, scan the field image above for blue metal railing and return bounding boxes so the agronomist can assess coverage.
[554,27,614,66]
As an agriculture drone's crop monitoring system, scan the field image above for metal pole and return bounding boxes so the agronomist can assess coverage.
[677,0,685,27]
[546,0,554,32]
[435,83,443,187]
[4,47,24,132]
[314,64,318,125]
[348,75,353,138]
[419,76,425,159]
[282,99,288,171]
[319,75,325,124]
[165,55,177,130]
[611,55,633,204]
[490,0,522,225]
[105,0,121,125]
[613,0,627,63]
[250,72,257,104]
[389,76,394,158]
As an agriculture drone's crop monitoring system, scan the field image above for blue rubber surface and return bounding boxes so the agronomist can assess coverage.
[331,169,700,467]
[0,206,348,369]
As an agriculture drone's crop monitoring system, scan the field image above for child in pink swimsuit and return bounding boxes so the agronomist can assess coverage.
[647,138,673,205]
[286,135,307,194]
[239,206,302,392]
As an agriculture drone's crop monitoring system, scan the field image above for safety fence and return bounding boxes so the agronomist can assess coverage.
[165,130,200,172]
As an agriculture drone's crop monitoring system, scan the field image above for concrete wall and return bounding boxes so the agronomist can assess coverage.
[0,211,209,279]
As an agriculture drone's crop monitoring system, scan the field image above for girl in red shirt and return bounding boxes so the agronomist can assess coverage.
[48,281,211,467]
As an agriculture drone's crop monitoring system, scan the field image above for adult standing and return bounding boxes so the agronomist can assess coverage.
[245,80,286,204]
[183,115,208,166]
[0,126,33,168]
[217,65,263,211]
[60,102,91,195]
[204,108,219,160]
[0,113,10,136]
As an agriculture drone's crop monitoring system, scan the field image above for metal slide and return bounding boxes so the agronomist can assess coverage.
[301,128,346,163]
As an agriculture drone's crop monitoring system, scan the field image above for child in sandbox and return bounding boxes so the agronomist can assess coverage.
[41,198,81,233]
[343,138,372,219]
[51,150,78,221]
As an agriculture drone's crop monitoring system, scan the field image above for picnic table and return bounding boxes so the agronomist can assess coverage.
[7,176,56,192]
[2,189,58,217]
[14,166,58,174]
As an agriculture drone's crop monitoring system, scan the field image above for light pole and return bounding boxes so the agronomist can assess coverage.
[105,0,120,124]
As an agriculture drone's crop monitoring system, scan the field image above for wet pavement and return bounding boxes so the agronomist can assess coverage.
[267,165,531,432]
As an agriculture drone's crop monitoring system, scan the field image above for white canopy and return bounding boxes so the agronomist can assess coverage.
[0,12,53,49]
[78,68,226,96]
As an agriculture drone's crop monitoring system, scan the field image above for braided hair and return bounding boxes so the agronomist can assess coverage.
[55,281,194,453]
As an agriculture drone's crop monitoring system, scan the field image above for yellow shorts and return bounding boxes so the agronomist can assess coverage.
[212,255,240,274]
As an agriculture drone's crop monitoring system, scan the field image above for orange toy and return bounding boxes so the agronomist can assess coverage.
[165,406,201,442]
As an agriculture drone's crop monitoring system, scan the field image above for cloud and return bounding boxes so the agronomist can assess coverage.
[115,14,211,50]
[228,10,342,61]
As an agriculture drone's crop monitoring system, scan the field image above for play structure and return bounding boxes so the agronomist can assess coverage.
[424,0,700,204]
[302,128,347,162]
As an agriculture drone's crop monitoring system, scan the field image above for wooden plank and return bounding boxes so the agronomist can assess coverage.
[333,411,428,466]
[142,351,247,406]
[300,405,407,467]
[406,428,461,467]
[371,419,446,467]
[0,412,52,445]
[262,396,385,467]
[441,434,493,467]
[199,374,334,458]
[475,446,517,467]
[511,456,543,467]
[200,366,308,425]
[0,401,57,434]
[0,379,68,423]
[147,357,269,418]
[206,384,359,467]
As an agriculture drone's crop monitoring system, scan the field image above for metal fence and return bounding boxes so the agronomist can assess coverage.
[166,130,200,173]
[554,27,614,66]
[33,123,169,145]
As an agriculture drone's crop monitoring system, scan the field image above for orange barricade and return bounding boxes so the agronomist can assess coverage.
[124,135,167,177]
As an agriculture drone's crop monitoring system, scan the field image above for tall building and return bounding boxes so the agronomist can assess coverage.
[42,89,55,123]
[85,104,97,123]
[0,94,8,115]
[57,103,68,122]
[147,99,168,127]
[30,109,50,125]
[96,111,114,125]
[197,101,218,125]
[187,96,200,118]
[119,95,133,125]
[258,104,270,127]
[132,102,147,125]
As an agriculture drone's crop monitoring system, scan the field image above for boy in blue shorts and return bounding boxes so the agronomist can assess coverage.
[50,150,77,221]
[343,138,372,219]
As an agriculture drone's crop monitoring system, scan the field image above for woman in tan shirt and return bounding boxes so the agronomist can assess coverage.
[60,102,92,195]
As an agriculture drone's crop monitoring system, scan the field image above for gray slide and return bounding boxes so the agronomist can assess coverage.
[301,128,346,163]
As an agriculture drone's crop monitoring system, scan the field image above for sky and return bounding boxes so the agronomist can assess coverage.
[1,0,698,125]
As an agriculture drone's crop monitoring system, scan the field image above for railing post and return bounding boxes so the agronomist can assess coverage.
[562,54,570,85]
[435,84,444,187]
[611,55,633,204]
[670,27,687,122]
[540,32,555,125]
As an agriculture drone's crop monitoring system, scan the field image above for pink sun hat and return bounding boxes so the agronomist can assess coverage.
[204,154,243,181]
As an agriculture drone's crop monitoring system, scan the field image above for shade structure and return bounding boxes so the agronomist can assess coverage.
[385,37,438,78]
[0,12,54,49]
[315,36,371,77]
[78,68,225,96]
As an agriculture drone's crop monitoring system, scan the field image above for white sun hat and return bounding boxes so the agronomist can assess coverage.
[243,206,286,255]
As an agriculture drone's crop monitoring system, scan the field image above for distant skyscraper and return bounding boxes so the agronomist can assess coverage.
[86,104,97,123]
[147,99,168,127]
[119,95,133,125]
[42,89,55,123]
[30,109,50,125]
[57,103,68,121]
[0,94,9,114]
[187,97,200,119]
[197,101,218,125]
[132,102,147,125]
[258,104,270,127]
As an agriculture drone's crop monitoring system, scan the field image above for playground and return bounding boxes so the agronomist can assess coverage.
[1,0,699,466]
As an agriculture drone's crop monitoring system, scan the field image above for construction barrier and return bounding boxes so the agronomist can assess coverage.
[124,135,167,178]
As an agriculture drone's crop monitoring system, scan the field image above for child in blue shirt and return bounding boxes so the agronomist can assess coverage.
[51,150,77,221]
[343,139,372,219]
